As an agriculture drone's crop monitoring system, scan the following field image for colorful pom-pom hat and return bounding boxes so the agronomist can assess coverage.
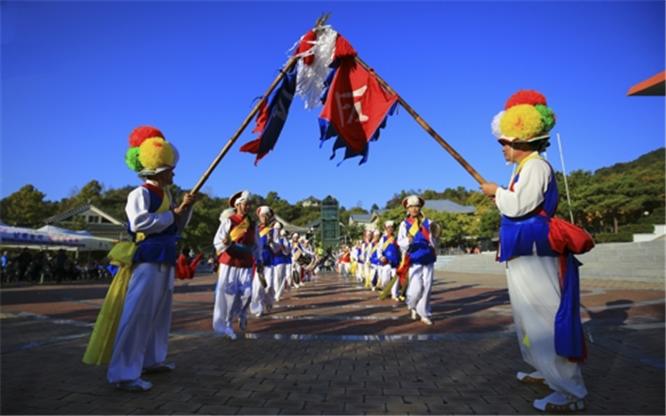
[491,90,556,143]
[125,126,179,176]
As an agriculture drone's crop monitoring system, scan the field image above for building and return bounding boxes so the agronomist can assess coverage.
[423,199,475,214]
[44,204,127,241]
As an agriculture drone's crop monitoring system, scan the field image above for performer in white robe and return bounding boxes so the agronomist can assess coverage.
[481,90,587,412]
[213,191,263,340]
[272,224,289,301]
[377,221,400,291]
[107,126,195,392]
[250,206,279,315]
[397,195,436,325]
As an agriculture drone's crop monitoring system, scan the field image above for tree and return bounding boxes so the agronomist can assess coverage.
[0,185,55,227]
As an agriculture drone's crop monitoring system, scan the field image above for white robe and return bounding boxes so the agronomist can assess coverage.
[495,156,587,399]
[212,216,263,332]
[397,218,435,319]
[107,183,191,384]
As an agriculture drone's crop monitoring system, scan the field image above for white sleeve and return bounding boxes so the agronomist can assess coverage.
[213,218,232,254]
[125,187,175,234]
[495,159,552,217]
[168,190,193,234]
[397,221,410,252]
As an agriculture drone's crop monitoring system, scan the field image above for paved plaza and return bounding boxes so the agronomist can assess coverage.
[1,270,664,414]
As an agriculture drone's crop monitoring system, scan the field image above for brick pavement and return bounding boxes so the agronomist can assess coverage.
[1,271,664,414]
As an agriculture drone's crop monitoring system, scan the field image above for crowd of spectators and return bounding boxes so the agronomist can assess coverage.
[0,248,116,284]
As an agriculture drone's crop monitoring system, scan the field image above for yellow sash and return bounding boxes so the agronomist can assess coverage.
[381,236,394,251]
[408,216,422,237]
[259,224,272,238]
[230,216,250,242]
[82,186,171,366]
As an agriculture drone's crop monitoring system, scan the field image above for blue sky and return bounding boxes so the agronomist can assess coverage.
[2,1,664,210]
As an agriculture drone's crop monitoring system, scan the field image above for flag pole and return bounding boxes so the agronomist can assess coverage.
[190,55,298,195]
[355,57,487,185]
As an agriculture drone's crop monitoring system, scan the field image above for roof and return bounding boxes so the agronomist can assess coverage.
[350,214,374,223]
[627,71,665,96]
[45,204,124,225]
[274,214,309,233]
[424,199,475,214]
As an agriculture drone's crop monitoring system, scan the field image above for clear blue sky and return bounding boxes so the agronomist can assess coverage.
[2,1,664,210]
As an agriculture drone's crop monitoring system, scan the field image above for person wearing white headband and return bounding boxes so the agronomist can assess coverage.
[212,190,263,340]
[480,90,587,412]
[367,230,382,290]
[397,194,436,325]
[269,222,289,301]
[338,244,352,278]
[377,220,400,298]
[353,239,364,284]
[272,225,291,297]
[360,229,373,289]
[250,206,279,317]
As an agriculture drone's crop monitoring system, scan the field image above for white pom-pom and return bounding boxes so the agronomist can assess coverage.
[294,26,338,110]
[491,111,504,138]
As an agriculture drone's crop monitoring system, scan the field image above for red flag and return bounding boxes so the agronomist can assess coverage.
[319,35,398,164]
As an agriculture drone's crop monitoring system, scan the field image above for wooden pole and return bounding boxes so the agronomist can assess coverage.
[190,55,298,195]
[355,57,487,184]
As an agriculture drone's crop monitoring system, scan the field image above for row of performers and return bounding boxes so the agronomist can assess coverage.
[335,195,439,325]
[212,192,323,339]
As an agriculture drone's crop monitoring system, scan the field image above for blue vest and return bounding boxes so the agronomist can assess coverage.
[498,163,559,262]
[381,236,401,267]
[403,217,436,265]
[258,226,275,266]
[130,187,179,266]
[273,239,291,265]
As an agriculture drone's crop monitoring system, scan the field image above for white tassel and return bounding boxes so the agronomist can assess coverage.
[293,26,338,110]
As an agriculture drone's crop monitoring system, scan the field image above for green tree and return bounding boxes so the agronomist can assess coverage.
[0,185,56,227]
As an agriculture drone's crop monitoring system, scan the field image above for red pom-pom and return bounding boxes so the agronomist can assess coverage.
[504,90,547,110]
[129,126,164,147]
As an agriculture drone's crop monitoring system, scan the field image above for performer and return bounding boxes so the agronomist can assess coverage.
[361,230,373,288]
[338,245,352,278]
[250,206,278,316]
[107,126,196,392]
[352,240,364,284]
[368,230,382,290]
[480,90,587,412]
[377,221,400,293]
[397,195,436,325]
[213,191,263,340]
[290,233,303,288]
[272,223,289,301]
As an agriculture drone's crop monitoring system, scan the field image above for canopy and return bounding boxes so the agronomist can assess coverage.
[37,225,116,251]
[0,224,116,252]
[0,224,82,248]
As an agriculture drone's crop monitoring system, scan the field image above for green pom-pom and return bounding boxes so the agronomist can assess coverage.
[535,104,556,133]
[125,147,143,172]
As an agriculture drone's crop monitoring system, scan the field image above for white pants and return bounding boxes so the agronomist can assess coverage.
[213,264,252,332]
[273,263,286,301]
[506,256,587,399]
[378,264,394,288]
[107,263,174,383]
[251,266,274,316]
[355,261,364,282]
[406,263,433,318]
[341,262,350,277]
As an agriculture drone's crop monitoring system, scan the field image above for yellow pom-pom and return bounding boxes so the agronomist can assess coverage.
[499,104,544,140]
[138,137,175,170]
